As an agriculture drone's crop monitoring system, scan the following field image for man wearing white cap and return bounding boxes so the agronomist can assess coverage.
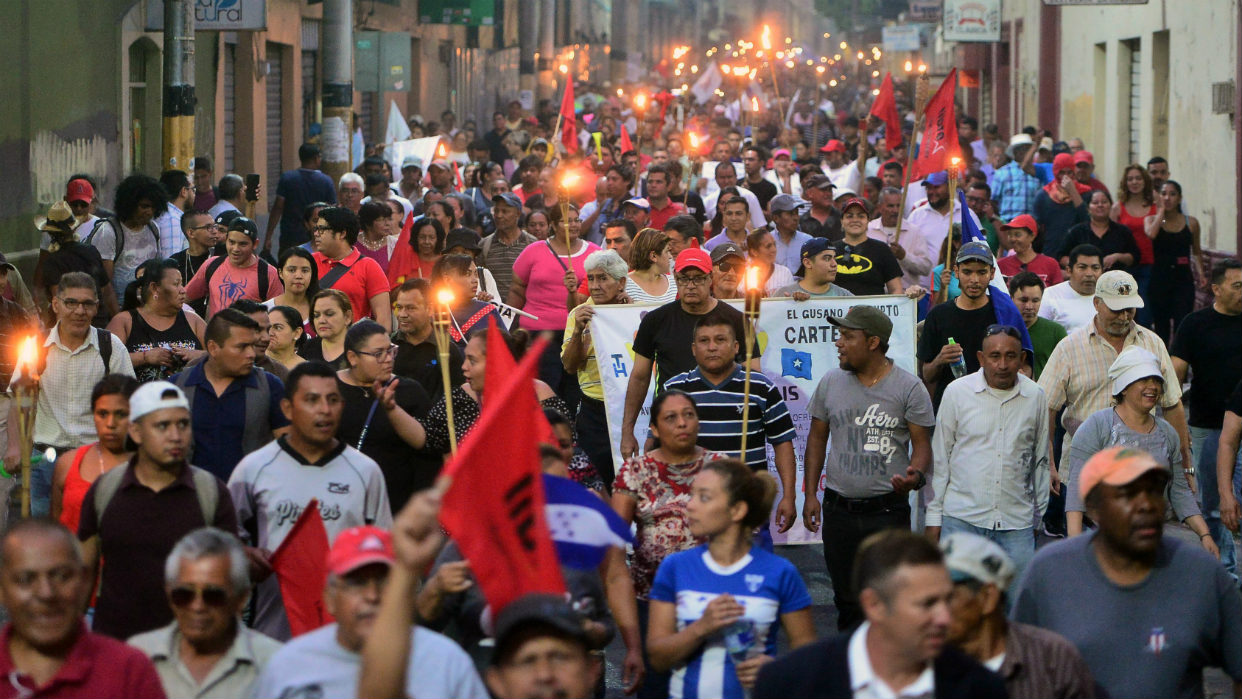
[1013,446,1242,699]
[1039,270,1191,513]
[78,381,238,641]
[990,134,1041,220]
[941,533,1095,699]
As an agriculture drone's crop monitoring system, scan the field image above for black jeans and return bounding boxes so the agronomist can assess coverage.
[822,498,911,631]
[576,397,615,489]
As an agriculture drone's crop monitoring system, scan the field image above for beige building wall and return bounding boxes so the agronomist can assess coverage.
[1057,0,1238,253]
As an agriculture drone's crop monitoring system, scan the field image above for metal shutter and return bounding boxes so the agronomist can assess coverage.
[1127,40,1141,165]
[266,42,284,190]
[223,40,236,172]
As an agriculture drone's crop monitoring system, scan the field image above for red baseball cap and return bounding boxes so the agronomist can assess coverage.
[1052,153,1076,174]
[820,139,847,154]
[66,179,94,205]
[1073,150,1094,165]
[326,526,394,576]
[839,197,869,215]
[674,240,713,275]
[1002,214,1038,236]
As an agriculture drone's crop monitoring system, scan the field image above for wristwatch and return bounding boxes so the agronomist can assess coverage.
[912,470,928,490]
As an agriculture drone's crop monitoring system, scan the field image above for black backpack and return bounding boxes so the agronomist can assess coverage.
[84,218,160,260]
[202,256,272,300]
[37,327,114,375]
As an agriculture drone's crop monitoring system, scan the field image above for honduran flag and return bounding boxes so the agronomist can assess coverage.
[542,474,633,571]
[957,189,1034,357]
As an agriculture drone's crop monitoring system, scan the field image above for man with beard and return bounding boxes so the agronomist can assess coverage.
[1013,447,1242,699]
[78,381,239,641]
[228,361,392,641]
[907,171,984,272]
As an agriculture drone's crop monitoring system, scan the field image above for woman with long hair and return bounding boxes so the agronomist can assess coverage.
[430,254,504,347]
[52,374,140,530]
[387,217,446,290]
[1144,180,1205,345]
[263,247,319,337]
[1059,189,1140,272]
[626,229,678,304]
[107,258,206,383]
[298,288,353,369]
[648,460,816,698]
[745,229,794,296]
[266,305,306,370]
[1110,164,1157,320]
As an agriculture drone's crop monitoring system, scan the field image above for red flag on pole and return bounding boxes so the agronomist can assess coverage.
[618,124,634,154]
[869,72,903,149]
[559,78,578,154]
[439,324,565,614]
[270,499,334,636]
[908,69,960,182]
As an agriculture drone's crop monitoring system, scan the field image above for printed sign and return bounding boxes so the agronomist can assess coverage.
[943,0,1001,42]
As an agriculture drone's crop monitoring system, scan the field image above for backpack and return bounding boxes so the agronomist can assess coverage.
[173,367,274,458]
[92,462,219,529]
[37,327,114,375]
[202,256,272,299]
[84,217,160,260]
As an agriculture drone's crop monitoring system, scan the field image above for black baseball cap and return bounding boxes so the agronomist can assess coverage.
[227,216,259,240]
[493,594,590,664]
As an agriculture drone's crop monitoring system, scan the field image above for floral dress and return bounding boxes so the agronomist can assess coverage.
[613,449,727,599]
[423,385,570,455]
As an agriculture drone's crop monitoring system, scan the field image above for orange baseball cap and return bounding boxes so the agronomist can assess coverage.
[1078,446,1169,501]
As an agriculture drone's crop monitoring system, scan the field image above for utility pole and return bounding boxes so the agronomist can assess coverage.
[609,0,626,87]
[519,0,538,99]
[322,0,353,182]
[162,0,195,172]
[537,0,556,102]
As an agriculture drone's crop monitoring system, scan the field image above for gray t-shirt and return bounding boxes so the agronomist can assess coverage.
[251,623,488,699]
[1012,534,1242,699]
[776,281,854,298]
[808,365,936,497]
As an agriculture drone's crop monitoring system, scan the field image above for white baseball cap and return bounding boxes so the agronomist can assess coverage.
[940,533,1016,590]
[1108,346,1164,396]
[1095,270,1145,311]
[129,381,190,422]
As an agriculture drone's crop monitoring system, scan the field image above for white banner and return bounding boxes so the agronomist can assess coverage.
[591,296,918,544]
[943,0,1002,42]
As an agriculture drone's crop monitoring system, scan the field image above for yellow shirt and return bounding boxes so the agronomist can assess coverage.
[563,298,603,400]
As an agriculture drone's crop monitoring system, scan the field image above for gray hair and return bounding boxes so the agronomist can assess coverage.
[585,249,628,281]
[164,527,250,595]
[339,172,364,190]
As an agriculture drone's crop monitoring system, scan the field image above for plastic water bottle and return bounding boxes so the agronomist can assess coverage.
[947,337,968,379]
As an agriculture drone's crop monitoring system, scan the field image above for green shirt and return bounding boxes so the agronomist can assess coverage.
[1028,316,1068,380]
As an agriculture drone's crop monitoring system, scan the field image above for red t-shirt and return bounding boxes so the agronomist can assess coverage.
[648,199,688,231]
[313,249,390,321]
[185,255,284,317]
[998,253,1064,287]
[0,624,166,698]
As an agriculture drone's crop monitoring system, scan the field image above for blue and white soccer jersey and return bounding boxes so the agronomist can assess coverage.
[650,545,812,699]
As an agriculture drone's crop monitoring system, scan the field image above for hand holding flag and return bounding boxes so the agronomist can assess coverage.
[956,189,1034,357]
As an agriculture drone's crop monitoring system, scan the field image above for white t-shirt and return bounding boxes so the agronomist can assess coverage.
[40,214,100,249]
[824,161,862,194]
[251,624,488,699]
[207,200,240,219]
[228,438,393,640]
[91,219,161,297]
[1038,281,1097,334]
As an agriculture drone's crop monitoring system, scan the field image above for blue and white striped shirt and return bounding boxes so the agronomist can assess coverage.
[661,365,795,471]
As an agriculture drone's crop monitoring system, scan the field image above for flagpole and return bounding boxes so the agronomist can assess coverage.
[740,267,761,459]
[893,74,930,246]
[937,156,962,305]
[433,290,458,456]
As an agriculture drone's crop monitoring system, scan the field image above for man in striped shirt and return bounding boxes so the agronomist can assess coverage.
[661,309,798,534]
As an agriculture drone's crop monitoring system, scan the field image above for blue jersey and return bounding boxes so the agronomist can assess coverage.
[650,545,812,699]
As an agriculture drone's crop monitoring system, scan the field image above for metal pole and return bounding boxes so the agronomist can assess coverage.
[322,0,354,182]
[609,0,626,87]
[162,0,195,171]
[538,0,556,102]
[519,0,538,98]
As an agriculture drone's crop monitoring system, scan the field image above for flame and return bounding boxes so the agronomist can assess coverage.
[688,132,701,150]
[436,288,455,307]
[635,93,648,110]
[760,25,772,51]
[918,63,928,73]
[904,60,913,72]
[751,96,759,112]
[746,265,759,291]
[558,64,569,74]
[436,142,447,158]
[561,172,580,189]
[14,335,37,382]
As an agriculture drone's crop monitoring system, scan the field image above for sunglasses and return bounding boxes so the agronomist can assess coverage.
[715,260,742,273]
[169,584,231,608]
[984,324,1022,340]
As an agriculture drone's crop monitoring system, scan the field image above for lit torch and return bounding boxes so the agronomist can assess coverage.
[740,266,762,457]
[10,336,41,517]
[432,288,458,456]
[559,172,579,254]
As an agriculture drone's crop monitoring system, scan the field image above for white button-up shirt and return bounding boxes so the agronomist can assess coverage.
[905,203,985,269]
[867,219,934,290]
[849,622,935,699]
[129,621,284,699]
[35,325,134,448]
[927,370,1050,530]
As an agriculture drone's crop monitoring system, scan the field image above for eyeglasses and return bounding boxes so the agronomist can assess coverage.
[190,224,225,233]
[58,298,99,311]
[984,324,1022,340]
[169,584,231,608]
[355,345,398,360]
[675,274,711,287]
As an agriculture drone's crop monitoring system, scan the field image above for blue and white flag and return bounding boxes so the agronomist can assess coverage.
[957,189,1034,356]
[542,474,633,570]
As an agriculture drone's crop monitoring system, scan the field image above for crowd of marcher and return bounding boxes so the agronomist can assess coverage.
[0,71,1239,699]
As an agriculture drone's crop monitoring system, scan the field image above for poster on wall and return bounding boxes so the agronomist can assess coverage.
[943,0,1002,42]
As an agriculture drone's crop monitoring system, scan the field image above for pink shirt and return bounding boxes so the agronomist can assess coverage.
[512,241,600,331]
[185,256,283,317]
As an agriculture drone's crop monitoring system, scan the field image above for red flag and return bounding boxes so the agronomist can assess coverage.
[869,72,903,149]
[270,499,334,636]
[559,78,578,154]
[439,325,565,614]
[909,69,960,182]
[618,124,634,154]
[480,320,556,449]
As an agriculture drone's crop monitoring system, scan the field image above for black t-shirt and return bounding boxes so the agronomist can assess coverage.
[392,333,466,399]
[799,210,842,242]
[1170,307,1242,429]
[917,299,998,410]
[1059,221,1142,269]
[168,249,212,316]
[743,177,778,213]
[43,242,110,326]
[335,376,441,510]
[632,300,760,392]
[832,238,904,296]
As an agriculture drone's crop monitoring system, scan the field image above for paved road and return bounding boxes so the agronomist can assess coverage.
[603,522,1237,697]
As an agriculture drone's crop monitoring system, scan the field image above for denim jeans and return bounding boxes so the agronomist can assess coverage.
[941,517,1036,597]
[1193,426,1241,579]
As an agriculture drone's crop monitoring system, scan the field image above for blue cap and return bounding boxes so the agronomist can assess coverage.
[956,240,994,265]
[922,171,949,187]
